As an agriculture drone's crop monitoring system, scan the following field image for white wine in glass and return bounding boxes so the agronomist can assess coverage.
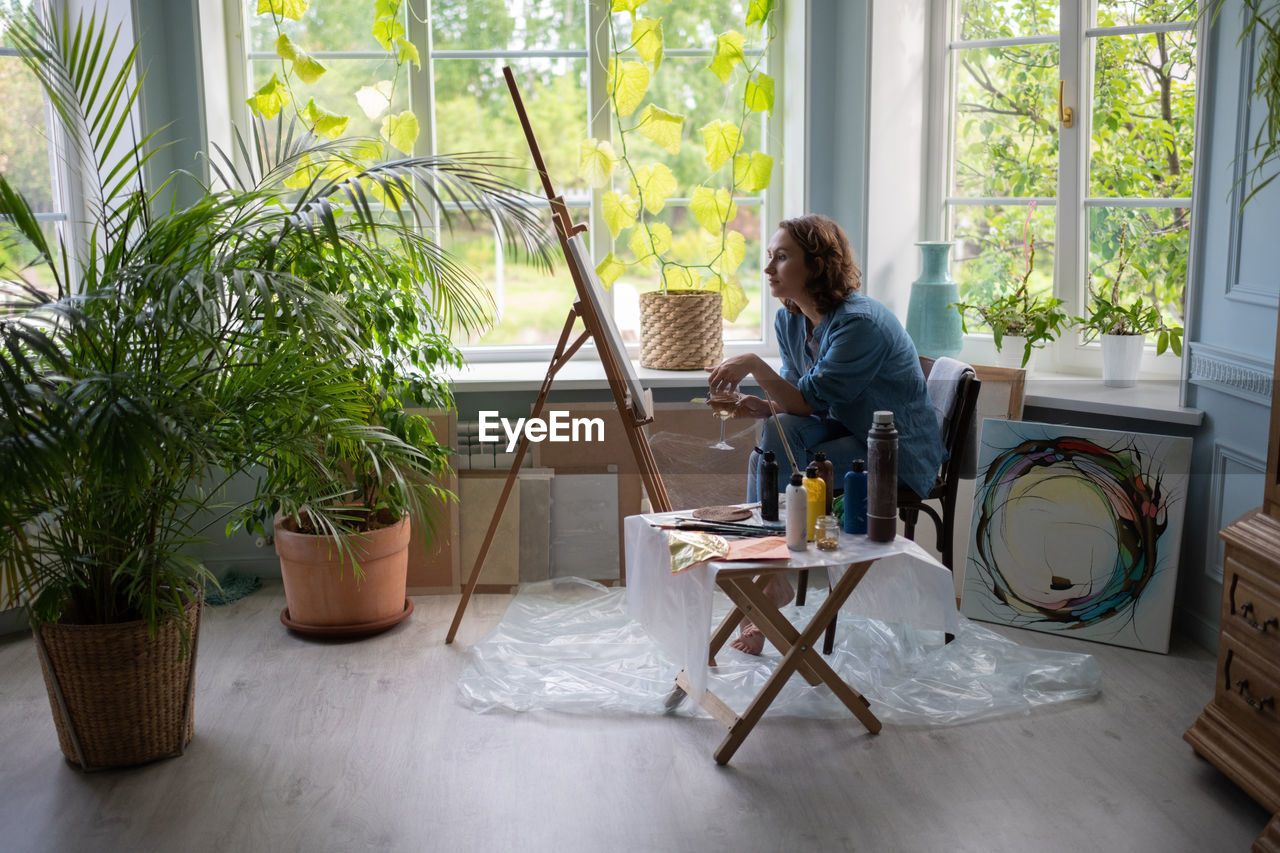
[707,390,740,450]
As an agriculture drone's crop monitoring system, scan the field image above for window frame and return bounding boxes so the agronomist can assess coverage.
[935,0,1202,377]
[222,0,786,366]
[0,0,83,298]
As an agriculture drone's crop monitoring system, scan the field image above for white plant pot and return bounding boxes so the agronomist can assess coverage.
[1101,334,1145,387]
[993,335,1034,371]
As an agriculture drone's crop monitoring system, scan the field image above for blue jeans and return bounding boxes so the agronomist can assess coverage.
[746,414,868,502]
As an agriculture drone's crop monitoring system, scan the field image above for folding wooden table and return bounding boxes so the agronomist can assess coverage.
[672,555,884,764]
[624,513,959,766]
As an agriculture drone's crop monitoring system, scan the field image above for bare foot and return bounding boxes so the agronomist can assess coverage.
[729,574,795,655]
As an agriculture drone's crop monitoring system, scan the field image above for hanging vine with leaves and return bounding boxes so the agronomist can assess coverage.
[245,0,421,156]
[581,0,777,323]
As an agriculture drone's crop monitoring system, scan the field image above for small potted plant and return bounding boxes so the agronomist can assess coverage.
[1075,227,1183,387]
[952,242,1070,369]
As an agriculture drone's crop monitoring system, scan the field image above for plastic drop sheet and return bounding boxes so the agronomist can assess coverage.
[456,577,1101,725]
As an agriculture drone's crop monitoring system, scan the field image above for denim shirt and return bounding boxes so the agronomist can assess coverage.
[775,291,944,497]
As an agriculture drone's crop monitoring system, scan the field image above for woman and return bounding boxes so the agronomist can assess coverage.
[708,214,944,653]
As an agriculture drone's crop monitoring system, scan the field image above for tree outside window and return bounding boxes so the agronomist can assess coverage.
[945,0,1197,365]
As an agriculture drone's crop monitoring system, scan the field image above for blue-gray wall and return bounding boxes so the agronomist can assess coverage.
[1178,2,1279,647]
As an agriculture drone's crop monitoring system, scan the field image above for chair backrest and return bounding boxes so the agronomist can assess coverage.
[919,356,982,492]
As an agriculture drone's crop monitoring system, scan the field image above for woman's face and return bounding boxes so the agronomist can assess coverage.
[764,227,809,304]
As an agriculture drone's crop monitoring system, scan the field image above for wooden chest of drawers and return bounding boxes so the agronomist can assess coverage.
[1185,510,1280,851]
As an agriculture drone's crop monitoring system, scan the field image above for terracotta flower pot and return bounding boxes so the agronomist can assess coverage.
[274,512,412,636]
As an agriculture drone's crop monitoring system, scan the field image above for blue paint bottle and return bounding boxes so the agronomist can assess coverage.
[843,459,867,534]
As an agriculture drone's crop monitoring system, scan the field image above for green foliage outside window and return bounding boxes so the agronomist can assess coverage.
[951,0,1196,344]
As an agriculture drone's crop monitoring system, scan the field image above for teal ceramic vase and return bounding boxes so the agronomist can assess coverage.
[905,241,963,359]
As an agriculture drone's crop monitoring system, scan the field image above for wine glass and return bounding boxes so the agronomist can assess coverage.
[707,390,740,450]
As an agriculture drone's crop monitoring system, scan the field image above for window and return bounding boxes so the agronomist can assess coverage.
[0,0,74,303]
[239,0,777,358]
[941,0,1197,370]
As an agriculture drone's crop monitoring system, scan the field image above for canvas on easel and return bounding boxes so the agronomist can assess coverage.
[445,67,671,643]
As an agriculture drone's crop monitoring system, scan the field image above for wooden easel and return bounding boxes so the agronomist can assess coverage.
[445,67,672,644]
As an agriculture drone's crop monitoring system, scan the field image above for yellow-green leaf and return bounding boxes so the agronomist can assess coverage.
[373,17,406,50]
[303,98,349,139]
[580,138,619,188]
[352,139,386,162]
[746,0,774,28]
[707,273,748,321]
[275,34,327,84]
[662,266,696,291]
[744,73,774,115]
[632,17,663,71]
[394,36,420,68]
[707,30,745,83]
[637,104,683,155]
[733,151,773,192]
[374,0,399,20]
[690,187,738,234]
[708,229,747,277]
[258,0,308,21]
[381,110,419,154]
[246,73,290,120]
[602,191,639,239]
[629,223,672,268]
[608,59,650,118]
[356,81,394,120]
[283,154,316,190]
[611,0,647,14]
[631,163,676,214]
[597,253,626,288]
[701,120,742,172]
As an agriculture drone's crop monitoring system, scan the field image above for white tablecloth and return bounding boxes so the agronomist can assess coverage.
[624,510,960,701]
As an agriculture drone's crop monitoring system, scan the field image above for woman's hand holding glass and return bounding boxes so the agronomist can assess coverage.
[706,389,742,450]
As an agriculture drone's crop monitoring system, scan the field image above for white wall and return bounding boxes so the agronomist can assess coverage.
[865,0,929,318]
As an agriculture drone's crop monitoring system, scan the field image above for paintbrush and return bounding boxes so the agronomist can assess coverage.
[761,388,800,475]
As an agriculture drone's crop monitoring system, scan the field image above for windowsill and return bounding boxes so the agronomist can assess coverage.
[1022,372,1203,426]
[451,359,1204,426]
[448,357,785,394]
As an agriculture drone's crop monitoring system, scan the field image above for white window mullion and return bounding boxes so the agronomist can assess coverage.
[586,0,612,330]
[1053,0,1087,371]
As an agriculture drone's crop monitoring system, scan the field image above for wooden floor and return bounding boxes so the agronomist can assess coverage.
[0,581,1269,853]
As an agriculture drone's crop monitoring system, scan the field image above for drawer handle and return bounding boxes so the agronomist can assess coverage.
[1239,603,1279,633]
[1234,679,1276,712]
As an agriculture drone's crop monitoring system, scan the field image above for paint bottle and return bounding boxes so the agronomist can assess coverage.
[803,463,825,542]
[760,450,780,522]
[813,451,835,514]
[843,459,868,535]
[867,411,899,543]
[785,473,808,551]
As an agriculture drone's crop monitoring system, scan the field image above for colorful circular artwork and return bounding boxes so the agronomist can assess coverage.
[971,436,1168,629]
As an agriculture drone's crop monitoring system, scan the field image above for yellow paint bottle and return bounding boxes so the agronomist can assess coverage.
[803,463,825,541]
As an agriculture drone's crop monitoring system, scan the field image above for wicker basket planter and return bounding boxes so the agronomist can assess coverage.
[639,289,723,370]
[33,596,201,770]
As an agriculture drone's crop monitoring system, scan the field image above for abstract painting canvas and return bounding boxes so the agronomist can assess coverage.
[960,419,1192,653]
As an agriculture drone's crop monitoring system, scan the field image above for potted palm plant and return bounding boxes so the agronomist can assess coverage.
[0,5,546,767]
[1075,226,1184,387]
[952,242,1071,369]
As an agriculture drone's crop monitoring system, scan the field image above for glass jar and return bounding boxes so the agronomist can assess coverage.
[815,515,841,551]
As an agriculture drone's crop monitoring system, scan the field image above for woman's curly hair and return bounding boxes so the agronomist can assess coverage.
[778,214,861,315]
